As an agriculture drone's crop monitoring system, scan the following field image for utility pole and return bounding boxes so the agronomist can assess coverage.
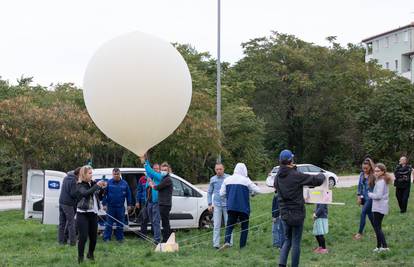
[216,0,222,163]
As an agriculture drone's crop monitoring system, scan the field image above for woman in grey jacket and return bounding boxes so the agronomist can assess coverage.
[368,163,391,253]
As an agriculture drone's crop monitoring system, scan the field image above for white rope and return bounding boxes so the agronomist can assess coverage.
[178,208,279,244]
[98,211,158,246]
[180,220,270,249]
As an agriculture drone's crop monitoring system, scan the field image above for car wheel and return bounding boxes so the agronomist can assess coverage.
[198,210,213,229]
[329,177,336,188]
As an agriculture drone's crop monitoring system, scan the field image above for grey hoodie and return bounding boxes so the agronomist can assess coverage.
[368,178,389,215]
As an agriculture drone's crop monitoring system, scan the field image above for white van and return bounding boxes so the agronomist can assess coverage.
[24,168,212,230]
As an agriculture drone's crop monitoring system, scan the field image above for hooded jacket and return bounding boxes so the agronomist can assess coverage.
[274,165,324,220]
[220,163,261,215]
[59,171,78,207]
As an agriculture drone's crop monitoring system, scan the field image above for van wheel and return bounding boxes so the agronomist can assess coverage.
[329,177,336,189]
[199,210,213,229]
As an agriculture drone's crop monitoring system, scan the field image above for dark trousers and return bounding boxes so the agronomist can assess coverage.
[76,212,98,259]
[103,206,125,241]
[139,205,150,236]
[58,204,76,244]
[159,205,172,242]
[279,221,304,267]
[396,186,411,213]
[315,235,326,249]
[372,212,387,248]
[224,210,249,248]
[358,199,374,234]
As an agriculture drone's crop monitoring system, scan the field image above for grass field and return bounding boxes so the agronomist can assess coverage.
[1,186,413,267]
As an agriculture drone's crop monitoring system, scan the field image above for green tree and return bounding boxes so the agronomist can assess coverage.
[0,94,97,208]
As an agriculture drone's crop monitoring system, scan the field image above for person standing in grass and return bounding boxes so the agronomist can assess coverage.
[275,149,324,267]
[207,163,232,249]
[312,204,329,254]
[272,189,284,249]
[139,153,168,244]
[368,163,391,252]
[75,166,106,264]
[102,168,133,242]
[58,167,80,246]
[353,158,376,240]
[393,156,412,213]
[219,163,262,250]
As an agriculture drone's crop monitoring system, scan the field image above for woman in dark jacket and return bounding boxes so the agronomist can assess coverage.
[76,165,106,264]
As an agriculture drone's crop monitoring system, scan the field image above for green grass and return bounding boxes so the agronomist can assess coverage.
[1,186,414,266]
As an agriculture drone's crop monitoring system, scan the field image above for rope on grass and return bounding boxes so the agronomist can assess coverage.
[178,208,279,244]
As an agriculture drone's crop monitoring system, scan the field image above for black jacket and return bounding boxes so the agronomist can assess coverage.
[154,175,173,206]
[315,204,328,219]
[274,165,324,219]
[394,164,412,188]
[59,171,78,207]
[76,181,103,211]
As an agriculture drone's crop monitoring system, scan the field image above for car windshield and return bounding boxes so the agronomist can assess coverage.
[271,167,279,173]
[307,165,322,172]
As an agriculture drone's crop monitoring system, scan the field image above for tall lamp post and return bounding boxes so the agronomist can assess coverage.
[216,0,222,163]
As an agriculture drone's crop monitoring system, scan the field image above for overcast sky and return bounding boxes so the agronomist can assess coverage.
[1,0,413,86]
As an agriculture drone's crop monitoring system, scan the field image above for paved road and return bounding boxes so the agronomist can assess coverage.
[0,195,22,211]
[0,175,360,211]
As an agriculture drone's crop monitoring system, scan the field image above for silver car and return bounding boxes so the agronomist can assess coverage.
[265,164,339,189]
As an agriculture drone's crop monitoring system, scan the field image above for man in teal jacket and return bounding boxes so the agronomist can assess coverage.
[140,154,167,244]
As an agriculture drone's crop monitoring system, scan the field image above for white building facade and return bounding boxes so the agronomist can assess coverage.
[362,22,414,82]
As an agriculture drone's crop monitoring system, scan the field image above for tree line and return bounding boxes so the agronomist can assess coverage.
[1,32,414,196]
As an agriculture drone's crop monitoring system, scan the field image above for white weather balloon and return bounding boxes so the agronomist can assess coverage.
[83,31,192,156]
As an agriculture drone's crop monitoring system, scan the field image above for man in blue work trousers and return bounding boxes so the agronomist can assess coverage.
[102,168,133,242]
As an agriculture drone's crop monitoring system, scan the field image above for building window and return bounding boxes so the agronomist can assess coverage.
[375,40,379,51]
[394,33,399,43]
[386,62,389,69]
[404,31,409,42]
[395,60,398,71]
[367,43,373,55]
[385,37,389,48]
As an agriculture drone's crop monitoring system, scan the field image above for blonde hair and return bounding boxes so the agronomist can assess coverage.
[78,165,93,183]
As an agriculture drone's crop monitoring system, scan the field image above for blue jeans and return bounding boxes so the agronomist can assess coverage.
[279,220,303,267]
[147,202,161,243]
[213,206,232,247]
[272,217,285,248]
[358,199,373,234]
[103,206,125,241]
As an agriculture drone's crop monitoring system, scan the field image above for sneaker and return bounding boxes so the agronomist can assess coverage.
[373,247,380,252]
[353,233,363,240]
[218,243,231,251]
[379,247,390,252]
[318,248,329,254]
[313,247,321,253]
[214,246,220,250]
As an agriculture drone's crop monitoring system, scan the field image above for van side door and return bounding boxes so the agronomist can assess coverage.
[43,170,67,225]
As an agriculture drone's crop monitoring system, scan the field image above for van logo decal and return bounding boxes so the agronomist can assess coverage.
[48,180,60,189]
